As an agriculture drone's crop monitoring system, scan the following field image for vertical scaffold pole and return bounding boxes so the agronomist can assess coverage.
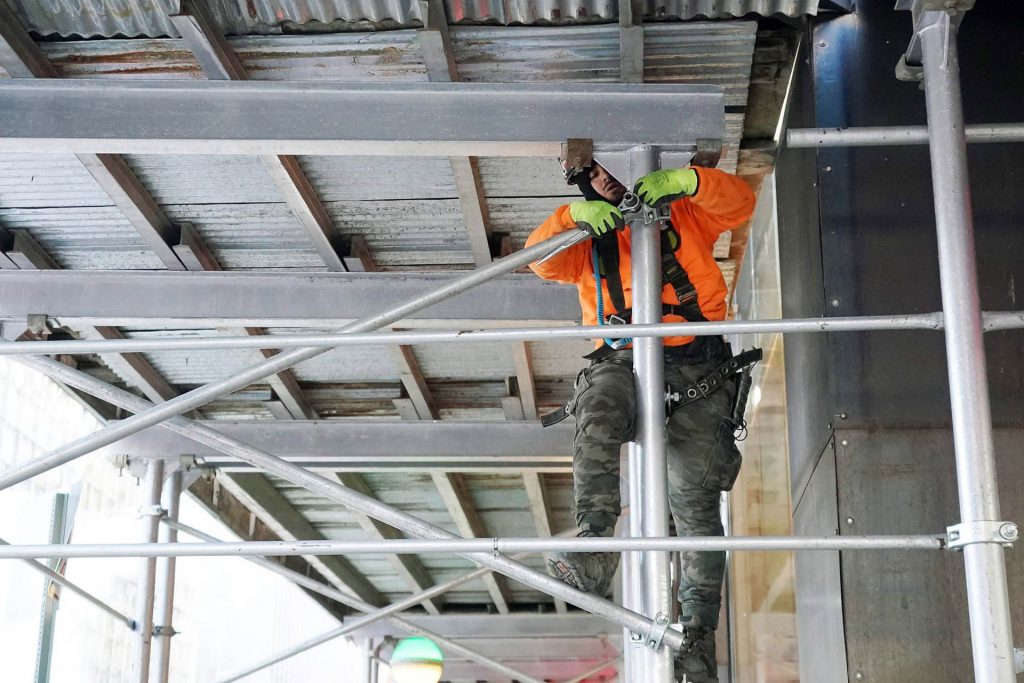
[629,144,675,682]
[920,12,1016,683]
[149,469,182,683]
[130,459,164,683]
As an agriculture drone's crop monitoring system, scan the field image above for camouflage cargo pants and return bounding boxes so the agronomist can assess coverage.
[569,347,741,630]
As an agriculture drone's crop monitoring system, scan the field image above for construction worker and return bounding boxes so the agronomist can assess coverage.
[528,160,756,683]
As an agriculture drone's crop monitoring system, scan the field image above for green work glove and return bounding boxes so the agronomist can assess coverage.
[633,168,699,207]
[569,201,625,238]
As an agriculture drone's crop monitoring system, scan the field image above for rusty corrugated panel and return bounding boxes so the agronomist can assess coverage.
[10,0,813,39]
[4,0,423,39]
[447,0,816,23]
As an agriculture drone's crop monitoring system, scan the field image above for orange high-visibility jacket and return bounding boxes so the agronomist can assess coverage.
[526,167,756,348]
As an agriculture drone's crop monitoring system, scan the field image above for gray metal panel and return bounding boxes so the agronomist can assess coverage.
[0,206,164,269]
[297,156,456,201]
[122,155,279,205]
[0,153,113,209]
[323,198,472,268]
[792,441,847,683]
[810,5,1024,429]
[834,428,1024,682]
[777,35,835,500]
[451,24,755,106]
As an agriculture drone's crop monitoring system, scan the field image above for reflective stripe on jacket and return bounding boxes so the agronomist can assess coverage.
[526,167,756,348]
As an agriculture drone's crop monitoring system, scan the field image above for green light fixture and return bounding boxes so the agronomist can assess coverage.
[389,637,444,683]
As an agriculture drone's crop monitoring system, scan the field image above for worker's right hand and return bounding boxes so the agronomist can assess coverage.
[569,201,624,238]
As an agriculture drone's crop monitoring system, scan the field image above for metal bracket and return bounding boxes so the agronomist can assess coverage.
[946,521,1018,550]
[896,1,970,81]
[560,138,594,180]
[643,612,671,650]
[691,138,722,168]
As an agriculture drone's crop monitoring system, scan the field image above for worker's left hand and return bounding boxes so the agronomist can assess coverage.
[633,168,698,208]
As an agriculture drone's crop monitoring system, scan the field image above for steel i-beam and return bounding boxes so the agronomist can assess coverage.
[0,81,724,157]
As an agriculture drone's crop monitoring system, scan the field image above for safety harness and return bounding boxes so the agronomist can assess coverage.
[585,222,705,362]
[540,220,763,429]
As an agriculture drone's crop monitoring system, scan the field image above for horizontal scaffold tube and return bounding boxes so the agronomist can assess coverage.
[0,230,583,491]
[166,523,544,683]
[0,534,946,559]
[6,352,689,653]
[2,311,1022,356]
[787,123,1024,147]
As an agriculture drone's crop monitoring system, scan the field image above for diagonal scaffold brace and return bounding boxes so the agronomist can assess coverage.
[0,229,688,653]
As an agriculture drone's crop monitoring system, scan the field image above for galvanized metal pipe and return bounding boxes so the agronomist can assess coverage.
[920,14,1017,682]
[0,538,134,627]
[0,534,946,559]
[8,352,688,653]
[25,310,1024,356]
[628,144,673,681]
[130,460,164,683]
[786,122,1024,147]
[149,470,182,683]
[0,230,584,491]
[162,525,545,683]
[163,520,575,672]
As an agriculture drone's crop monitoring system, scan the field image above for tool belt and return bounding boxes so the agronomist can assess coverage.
[540,346,763,428]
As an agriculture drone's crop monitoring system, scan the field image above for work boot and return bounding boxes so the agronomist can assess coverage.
[674,626,718,683]
[545,531,619,597]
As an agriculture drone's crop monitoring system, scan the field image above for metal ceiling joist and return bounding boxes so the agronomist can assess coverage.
[0,270,580,325]
[619,0,645,83]
[336,473,443,615]
[346,612,613,639]
[174,225,317,420]
[222,473,386,607]
[102,420,574,469]
[418,0,494,267]
[0,5,186,271]
[169,0,354,274]
[431,473,513,614]
[389,344,441,420]
[7,229,187,407]
[0,81,725,156]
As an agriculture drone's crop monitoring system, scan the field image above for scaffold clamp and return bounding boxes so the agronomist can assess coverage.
[644,612,671,650]
[138,504,166,518]
[946,521,1018,550]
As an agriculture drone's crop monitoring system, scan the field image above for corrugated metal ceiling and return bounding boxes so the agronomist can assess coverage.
[1,21,756,272]
[7,0,814,38]
[0,2,780,629]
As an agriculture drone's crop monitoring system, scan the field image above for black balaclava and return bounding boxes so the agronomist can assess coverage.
[570,163,619,206]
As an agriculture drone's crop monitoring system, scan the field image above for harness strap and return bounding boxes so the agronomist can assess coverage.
[541,347,763,428]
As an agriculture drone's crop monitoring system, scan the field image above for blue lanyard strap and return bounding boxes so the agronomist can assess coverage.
[592,241,631,350]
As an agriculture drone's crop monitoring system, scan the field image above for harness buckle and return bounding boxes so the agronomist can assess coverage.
[607,313,628,326]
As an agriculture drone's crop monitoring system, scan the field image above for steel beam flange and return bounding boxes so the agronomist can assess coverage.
[946,521,1019,551]
[643,612,672,651]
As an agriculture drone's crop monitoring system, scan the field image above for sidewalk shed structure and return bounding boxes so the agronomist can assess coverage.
[1,1,1023,682]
